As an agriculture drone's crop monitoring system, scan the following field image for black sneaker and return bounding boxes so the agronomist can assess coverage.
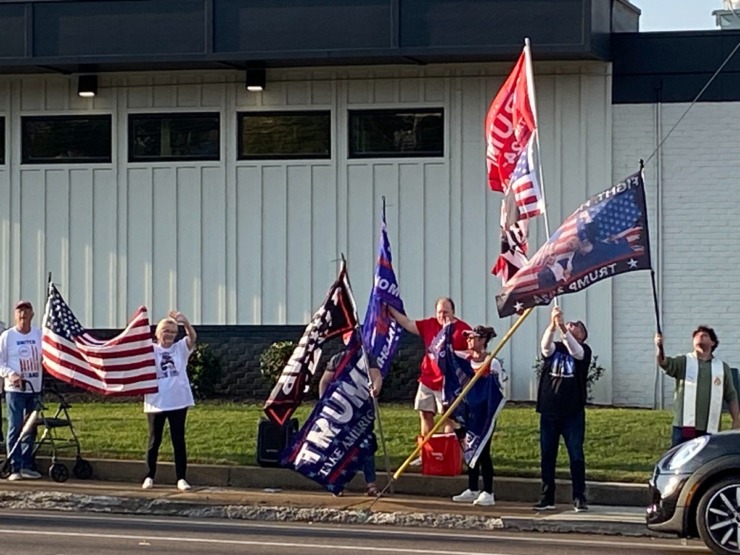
[532,499,556,511]
[574,498,589,512]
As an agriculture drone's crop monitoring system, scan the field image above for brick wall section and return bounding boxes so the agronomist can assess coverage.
[196,325,428,401]
[612,102,740,408]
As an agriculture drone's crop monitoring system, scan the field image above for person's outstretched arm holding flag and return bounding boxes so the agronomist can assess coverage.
[388,299,471,438]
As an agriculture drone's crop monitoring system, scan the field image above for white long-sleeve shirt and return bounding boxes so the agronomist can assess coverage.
[0,327,44,393]
[540,326,585,360]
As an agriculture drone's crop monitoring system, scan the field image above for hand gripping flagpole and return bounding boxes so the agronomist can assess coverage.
[369,307,534,509]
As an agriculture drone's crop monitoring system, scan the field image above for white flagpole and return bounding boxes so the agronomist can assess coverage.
[523,37,552,241]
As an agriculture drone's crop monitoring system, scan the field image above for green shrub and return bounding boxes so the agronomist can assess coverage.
[188,343,223,399]
[260,340,297,386]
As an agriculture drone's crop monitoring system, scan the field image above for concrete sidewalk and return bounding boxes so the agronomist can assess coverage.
[0,457,659,538]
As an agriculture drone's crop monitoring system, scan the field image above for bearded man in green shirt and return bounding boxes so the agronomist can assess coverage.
[655,326,740,447]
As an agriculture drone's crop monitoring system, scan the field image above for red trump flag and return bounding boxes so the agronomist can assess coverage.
[485,51,536,193]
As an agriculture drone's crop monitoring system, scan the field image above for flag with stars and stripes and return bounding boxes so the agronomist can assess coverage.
[496,171,651,317]
[492,135,545,284]
[41,282,158,396]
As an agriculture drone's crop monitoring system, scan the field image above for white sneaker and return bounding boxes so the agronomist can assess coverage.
[177,479,191,491]
[142,477,154,489]
[7,472,22,482]
[20,468,41,479]
[409,457,422,467]
[473,491,496,506]
[452,489,479,503]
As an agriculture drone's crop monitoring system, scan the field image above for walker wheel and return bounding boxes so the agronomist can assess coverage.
[49,463,69,483]
[73,458,93,480]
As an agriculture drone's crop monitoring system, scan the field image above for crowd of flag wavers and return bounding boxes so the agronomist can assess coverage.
[0,41,735,509]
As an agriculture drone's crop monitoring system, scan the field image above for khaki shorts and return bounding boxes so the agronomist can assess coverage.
[414,382,444,414]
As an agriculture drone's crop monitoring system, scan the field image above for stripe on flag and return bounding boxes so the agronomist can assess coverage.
[42,283,158,396]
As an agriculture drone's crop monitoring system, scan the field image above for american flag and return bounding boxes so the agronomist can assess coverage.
[496,171,651,317]
[492,136,544,284]
[42,283,158,396]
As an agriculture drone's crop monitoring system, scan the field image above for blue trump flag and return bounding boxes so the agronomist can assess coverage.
[431,325,506,467]
[496,171,651,317]
[362,198,405,377]
[281,330,375,494]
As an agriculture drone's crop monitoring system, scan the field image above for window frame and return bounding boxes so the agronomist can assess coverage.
[128,112,221,163]
[347,107,445,159]
[237,110,332,161]
[21,114,113,165]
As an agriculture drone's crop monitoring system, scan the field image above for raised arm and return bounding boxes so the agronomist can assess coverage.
[388,305,419,336]
[654,333,666,367]
[170,310,197,350]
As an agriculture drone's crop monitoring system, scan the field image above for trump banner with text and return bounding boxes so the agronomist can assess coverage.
[281,329,375,494]
[486,44,545,285]
[496,171,651,317]
[362,199,405,378]
[264,262,358,426]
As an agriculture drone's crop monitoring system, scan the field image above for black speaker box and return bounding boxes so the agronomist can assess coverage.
[257,417,299,467]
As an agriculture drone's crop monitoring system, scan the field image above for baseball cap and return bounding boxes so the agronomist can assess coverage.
[463,325,496,341]
[14,300,33,310]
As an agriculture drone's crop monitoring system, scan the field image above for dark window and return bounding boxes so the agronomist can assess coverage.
[238,111,331,160]
[0,118,4,165]
[22,115,112,164]
[349,109,444,158]
[129,113,220,162]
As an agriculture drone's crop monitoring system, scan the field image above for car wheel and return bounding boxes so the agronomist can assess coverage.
[697,477,740,555]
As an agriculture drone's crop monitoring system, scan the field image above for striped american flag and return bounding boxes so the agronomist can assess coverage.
[41,283,158,396]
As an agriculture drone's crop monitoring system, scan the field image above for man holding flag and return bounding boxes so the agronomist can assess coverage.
[389,298,471,438]
[534,305,591,513]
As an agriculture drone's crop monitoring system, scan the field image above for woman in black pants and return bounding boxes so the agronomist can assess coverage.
[451,325,503,507]
[142,311,197,492]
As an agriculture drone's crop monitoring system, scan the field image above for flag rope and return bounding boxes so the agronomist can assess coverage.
[369,307,534,508]
[643,38,740,167]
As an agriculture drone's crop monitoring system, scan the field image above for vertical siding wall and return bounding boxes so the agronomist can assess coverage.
[0,63,613,401]
[613,102,740,409]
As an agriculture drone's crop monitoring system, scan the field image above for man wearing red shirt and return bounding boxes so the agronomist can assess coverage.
[389,298,471,436]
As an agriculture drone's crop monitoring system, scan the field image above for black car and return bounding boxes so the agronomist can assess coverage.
[647,431,740,555]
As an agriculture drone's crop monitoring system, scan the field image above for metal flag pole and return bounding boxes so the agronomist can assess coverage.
[369,307,534,509]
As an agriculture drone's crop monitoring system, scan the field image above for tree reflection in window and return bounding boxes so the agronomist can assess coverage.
[129,113,220,162]
[21,115,112,164]
[349,109,444,158]
[238,111,331,160]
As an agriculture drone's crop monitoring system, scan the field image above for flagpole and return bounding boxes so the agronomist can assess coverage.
[341,253,394,495]
[523,37,551,242]
[370,307,534,508]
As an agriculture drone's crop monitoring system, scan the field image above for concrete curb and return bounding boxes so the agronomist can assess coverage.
[37,457,650,507]
[0,489,663,537]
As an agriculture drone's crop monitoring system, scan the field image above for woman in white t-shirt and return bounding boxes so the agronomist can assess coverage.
[142,311,197,492]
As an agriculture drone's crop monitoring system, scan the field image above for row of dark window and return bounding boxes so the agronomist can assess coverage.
[0,109,444,165]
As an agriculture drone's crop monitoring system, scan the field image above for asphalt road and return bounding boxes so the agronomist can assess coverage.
[0,510,709,555]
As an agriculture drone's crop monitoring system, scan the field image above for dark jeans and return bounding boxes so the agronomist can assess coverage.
[671,426,708,448]
[468,436,494,494]
[145,408,188,481]
[539,411,586,503]
[5,392,39,472]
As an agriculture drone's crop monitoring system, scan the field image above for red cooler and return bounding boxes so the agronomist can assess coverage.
[418,433,462,476]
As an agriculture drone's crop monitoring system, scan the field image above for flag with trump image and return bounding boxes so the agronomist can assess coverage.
[496,171,652,317]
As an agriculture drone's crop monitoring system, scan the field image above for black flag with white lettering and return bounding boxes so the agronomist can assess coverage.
[496,172,651,317]
[281,329,375,494]
[264,262,358,426]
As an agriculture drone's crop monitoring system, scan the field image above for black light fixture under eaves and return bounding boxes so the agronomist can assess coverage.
[245,68,266,92]
[77,75,98,98]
